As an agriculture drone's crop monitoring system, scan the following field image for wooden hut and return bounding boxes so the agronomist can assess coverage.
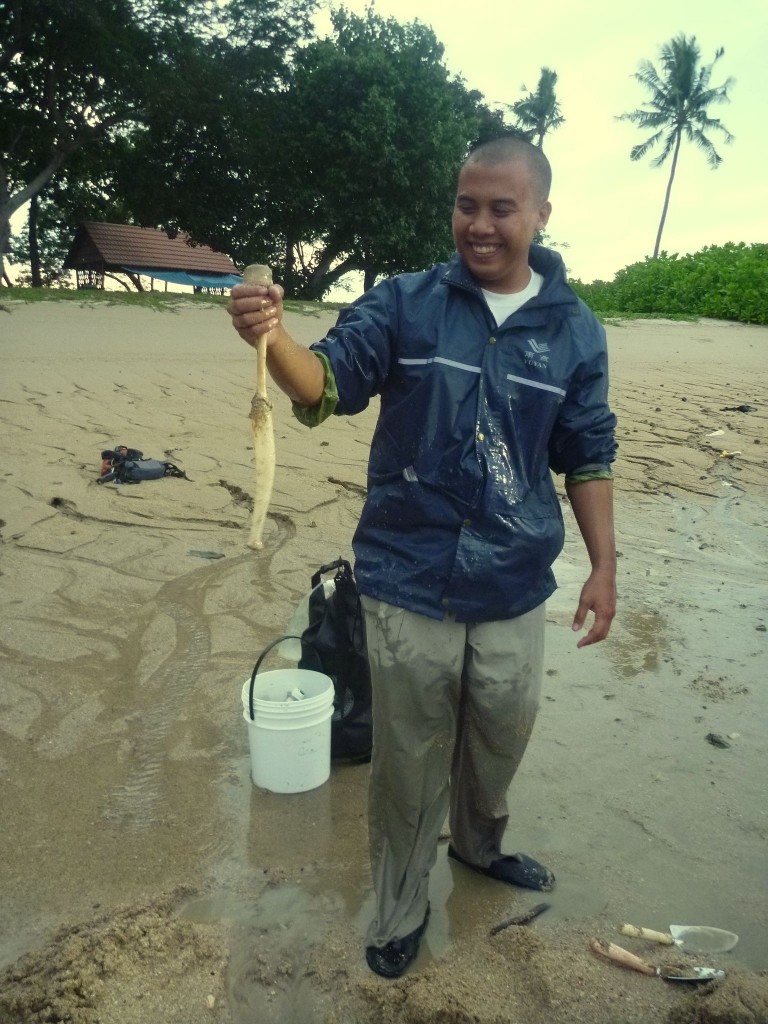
[64,222,241,292]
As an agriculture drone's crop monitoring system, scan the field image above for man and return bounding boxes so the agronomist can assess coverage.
[228,136,617,978]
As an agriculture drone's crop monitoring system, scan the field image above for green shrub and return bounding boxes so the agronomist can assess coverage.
[572,243,768,325]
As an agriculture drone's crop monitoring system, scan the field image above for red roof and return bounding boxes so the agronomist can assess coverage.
[64,222,239,274]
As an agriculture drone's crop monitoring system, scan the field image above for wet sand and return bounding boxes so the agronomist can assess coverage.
[1,299,766,1022]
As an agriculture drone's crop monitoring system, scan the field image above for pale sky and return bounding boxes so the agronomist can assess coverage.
[318,0,767,286]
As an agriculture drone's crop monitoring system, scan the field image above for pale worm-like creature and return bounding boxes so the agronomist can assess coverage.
[242,263,276,549]
[589,939,656,976]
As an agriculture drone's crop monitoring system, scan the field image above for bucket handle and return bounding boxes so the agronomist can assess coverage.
[248,635,323,720]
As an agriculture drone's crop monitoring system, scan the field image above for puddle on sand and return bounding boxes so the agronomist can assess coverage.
[181,838,768,1013]
[182,886,339,1024]
[183,848,554,1014]
[607,606,670,678]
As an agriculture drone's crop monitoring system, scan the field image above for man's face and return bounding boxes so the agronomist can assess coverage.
[451,158,551,293]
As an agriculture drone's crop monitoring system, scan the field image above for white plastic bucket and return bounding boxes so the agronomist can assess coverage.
[242,668,334,793]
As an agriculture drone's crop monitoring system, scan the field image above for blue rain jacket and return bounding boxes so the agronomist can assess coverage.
[312,245,617,622]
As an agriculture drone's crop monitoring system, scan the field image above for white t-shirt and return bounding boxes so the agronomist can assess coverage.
[481,268,544,327]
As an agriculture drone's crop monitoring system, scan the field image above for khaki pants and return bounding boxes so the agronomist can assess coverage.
[361,597,545,947]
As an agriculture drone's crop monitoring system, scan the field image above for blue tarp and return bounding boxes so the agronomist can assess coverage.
[122,267,242,289]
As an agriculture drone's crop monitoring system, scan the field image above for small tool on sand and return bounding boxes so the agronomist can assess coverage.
[242,263,276,550]
[619,923,739,954]
[590,939,724,983]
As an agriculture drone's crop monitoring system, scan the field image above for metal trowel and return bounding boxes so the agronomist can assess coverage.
[620,922,739,953]
[592,940,725,982]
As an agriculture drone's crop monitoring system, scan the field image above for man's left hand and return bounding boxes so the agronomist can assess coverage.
[571,568,616,648]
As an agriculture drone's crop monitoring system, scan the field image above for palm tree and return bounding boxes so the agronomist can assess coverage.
[509,67,564,150]
[618,34,734,258]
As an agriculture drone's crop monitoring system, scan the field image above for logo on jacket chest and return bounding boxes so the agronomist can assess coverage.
[523,337,550,370]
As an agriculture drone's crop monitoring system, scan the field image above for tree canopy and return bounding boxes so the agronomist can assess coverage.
[618,33,734,258]
[0,0,314,283]
[1,0,171,280]
[2,2,505,295]
[122,7,504,298]
[264,9,504,297]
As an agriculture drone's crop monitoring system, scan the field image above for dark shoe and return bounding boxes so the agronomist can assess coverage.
[365,904,431,978]
[448,845,555,892]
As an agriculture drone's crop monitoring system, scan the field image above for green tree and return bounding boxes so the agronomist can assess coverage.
[9,136,135,286]
[11,195,71,287]
[96,0,315,284]
[1,0,315,286]
[508,67,564,149]
[263,9,503,298]
[618,33,734,258]
[0,0,173,283]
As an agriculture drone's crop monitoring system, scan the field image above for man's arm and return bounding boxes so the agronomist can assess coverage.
[227,283,325,406]
[565,477,617,648]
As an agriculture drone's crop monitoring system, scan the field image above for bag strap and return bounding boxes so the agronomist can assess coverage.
[331,560,366,654]
[310,557,352,590]
[248,634,322,720]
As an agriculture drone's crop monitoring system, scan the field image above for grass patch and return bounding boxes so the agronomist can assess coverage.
[0,287,347,316]
[595,311,699,325]
[0,289,706,326]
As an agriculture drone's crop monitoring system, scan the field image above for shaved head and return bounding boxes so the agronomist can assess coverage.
[463,137,552,204]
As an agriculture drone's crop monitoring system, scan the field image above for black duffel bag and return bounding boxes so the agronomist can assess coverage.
[250,558,372,763]
[300,558,372,763]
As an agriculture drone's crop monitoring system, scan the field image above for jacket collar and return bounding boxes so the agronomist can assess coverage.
[443,245,577,314]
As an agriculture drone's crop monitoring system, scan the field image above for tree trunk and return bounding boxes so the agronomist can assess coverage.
[0,170,14,286]
[104,272,132,291]
[0,218,11,285]
[29,194,42,287]
[314,254,362,298]
[125,271,144,291]
[308,245,342,292]
[283,235,295,294]
[0,150,68,283]
[363,266,377,291]
[653,129,682,258]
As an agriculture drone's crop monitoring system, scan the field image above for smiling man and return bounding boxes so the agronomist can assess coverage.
[227,135,617,979]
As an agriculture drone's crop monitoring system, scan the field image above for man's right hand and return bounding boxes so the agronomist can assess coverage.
[226,283,326,407]
[227,283,284,349]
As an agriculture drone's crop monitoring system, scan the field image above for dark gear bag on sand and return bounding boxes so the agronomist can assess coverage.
[98,446,188,484]
[299,558,372,763]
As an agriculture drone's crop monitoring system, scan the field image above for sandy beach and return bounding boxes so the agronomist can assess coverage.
[1,297,766,1023]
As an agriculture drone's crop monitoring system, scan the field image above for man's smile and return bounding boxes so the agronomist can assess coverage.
[470,243,501,255]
